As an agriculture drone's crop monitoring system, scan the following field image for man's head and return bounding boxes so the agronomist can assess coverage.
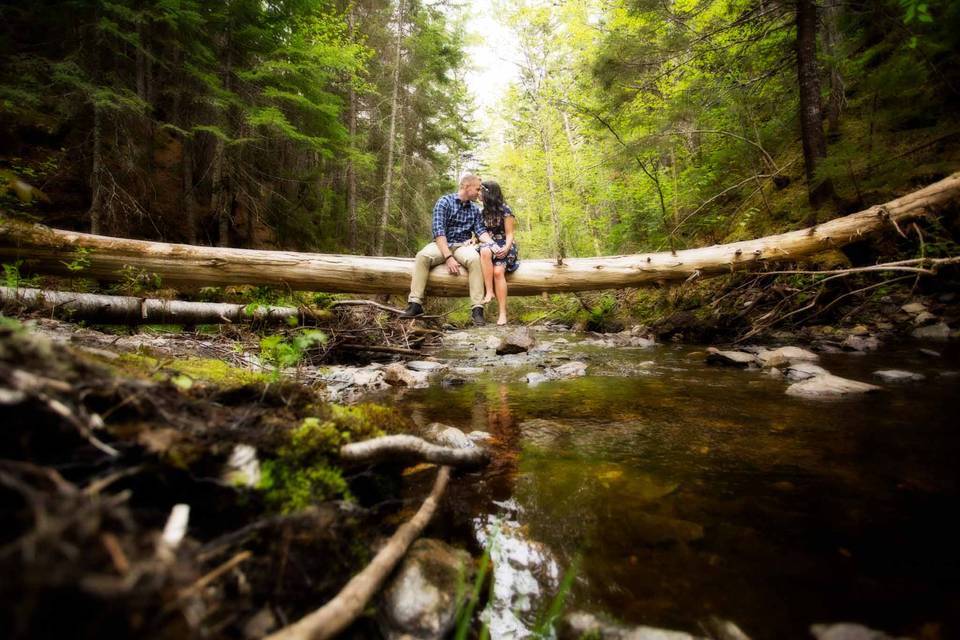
[457,173,482,202]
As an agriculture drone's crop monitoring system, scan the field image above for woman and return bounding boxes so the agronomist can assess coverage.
[477,180,519,326]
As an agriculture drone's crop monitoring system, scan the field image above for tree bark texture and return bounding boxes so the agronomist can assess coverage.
[0,287,316,325]
[795,0,834,209]
[2,172,957,295]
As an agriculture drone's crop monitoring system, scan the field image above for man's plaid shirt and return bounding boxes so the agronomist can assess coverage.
[431,193,487,244]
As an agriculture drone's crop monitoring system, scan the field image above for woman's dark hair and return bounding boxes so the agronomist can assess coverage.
[481,181,506,229]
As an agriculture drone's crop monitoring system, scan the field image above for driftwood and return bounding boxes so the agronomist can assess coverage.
[0,286,317,325]
[2,172,957,295]
[265,465,451,640]
[339,434,489,468]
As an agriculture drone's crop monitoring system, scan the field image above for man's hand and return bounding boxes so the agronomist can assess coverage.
[445,255,461,276]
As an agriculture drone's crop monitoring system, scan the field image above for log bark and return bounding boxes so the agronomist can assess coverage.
[265,465,450,640]
[0,287,317,325]
[340,434,489,468]
[1,172,958,295]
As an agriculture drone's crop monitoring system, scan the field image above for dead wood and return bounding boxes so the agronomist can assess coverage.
[0,286,317,325]
[339,434,490,467]
[265,465,451,640]
[2,172,958,294]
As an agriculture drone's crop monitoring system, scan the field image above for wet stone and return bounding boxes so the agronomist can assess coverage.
[810,622,901,640]
[757,346,819,368]
[424,423,474,449]
[912,322,952,340]
[705,348,758,368]
[913,311,937,326]
[841,335,881,352]
[873,369,925,383]
[901,302,928,315]
[559,611,705,640]
[497,327,536,355]
[379,538,472,640]
[784,362,829,382]
[786,374,881,398]
[406,360,447,373]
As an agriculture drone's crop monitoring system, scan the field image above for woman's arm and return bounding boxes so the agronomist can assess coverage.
[496,215,515,258]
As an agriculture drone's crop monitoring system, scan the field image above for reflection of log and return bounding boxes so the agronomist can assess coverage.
[340,434,489,468]
[2,173,958,295]
[0,287,316,325]
[266,465,451,640]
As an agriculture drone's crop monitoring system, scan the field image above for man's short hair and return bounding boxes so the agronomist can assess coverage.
[459,173,481,187]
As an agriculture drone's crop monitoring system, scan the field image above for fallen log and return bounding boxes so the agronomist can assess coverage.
[339,434,489,468]
[0,286,321,325]
[2,173,957,295]
[265,465,451,640]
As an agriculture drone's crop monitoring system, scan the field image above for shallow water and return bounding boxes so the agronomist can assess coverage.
[378,332,960,639]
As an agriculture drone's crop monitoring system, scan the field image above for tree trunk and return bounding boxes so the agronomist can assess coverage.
[540,116,565,265]
[375,0,405,257]
[821,0,846,131]
[796,0,834,211]
[347,9,359,253]
[0,287,316,325]
[4,173,956,295]
[89,101,105,235]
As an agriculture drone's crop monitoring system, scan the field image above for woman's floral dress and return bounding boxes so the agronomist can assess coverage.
[480,204,520,273]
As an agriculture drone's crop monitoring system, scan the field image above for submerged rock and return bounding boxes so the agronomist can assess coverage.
[873,369,925,383]
[526,361,589,385]
[785,374,881,398]
[379,538,472,640]
[705,348,758,368]
[912,322,952,340]
[757,346,819,368]
[559,611,706,640]
[841,335,881,352]
[810,622,903,640]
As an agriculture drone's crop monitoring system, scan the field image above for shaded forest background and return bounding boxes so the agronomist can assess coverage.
[1,0,959,265]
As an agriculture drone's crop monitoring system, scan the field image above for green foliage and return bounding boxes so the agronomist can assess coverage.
[62,247,92,273]
[533,554,581,638]
[2,261,40,289]
[259,329,327,375]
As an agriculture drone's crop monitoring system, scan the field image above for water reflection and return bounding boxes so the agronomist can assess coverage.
[398,336,960,639]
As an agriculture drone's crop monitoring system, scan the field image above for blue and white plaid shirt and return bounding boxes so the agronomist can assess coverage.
[431,193,487,244]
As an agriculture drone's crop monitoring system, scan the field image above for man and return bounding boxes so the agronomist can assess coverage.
[400,173,493,326]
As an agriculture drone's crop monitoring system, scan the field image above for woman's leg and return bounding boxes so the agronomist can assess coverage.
[480,247,495,303]
[494,264,508,325]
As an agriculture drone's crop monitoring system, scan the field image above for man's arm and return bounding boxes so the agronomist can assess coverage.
[434,235,460,275]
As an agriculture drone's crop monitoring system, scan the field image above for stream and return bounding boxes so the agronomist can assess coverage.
[367,329,960,639]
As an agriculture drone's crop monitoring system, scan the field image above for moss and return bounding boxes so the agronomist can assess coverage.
[256,402,406,513]
[118,353,271,386]
[259,458,349,513]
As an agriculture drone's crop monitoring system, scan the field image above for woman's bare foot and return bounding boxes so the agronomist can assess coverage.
[497,316,508,326]
[483,292,495,304]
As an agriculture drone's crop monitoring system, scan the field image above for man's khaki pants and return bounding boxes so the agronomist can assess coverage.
[408,242,484,308]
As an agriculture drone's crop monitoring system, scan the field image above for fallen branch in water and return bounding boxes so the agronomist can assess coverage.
[264,465,451,640]
[339,434,489,468]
